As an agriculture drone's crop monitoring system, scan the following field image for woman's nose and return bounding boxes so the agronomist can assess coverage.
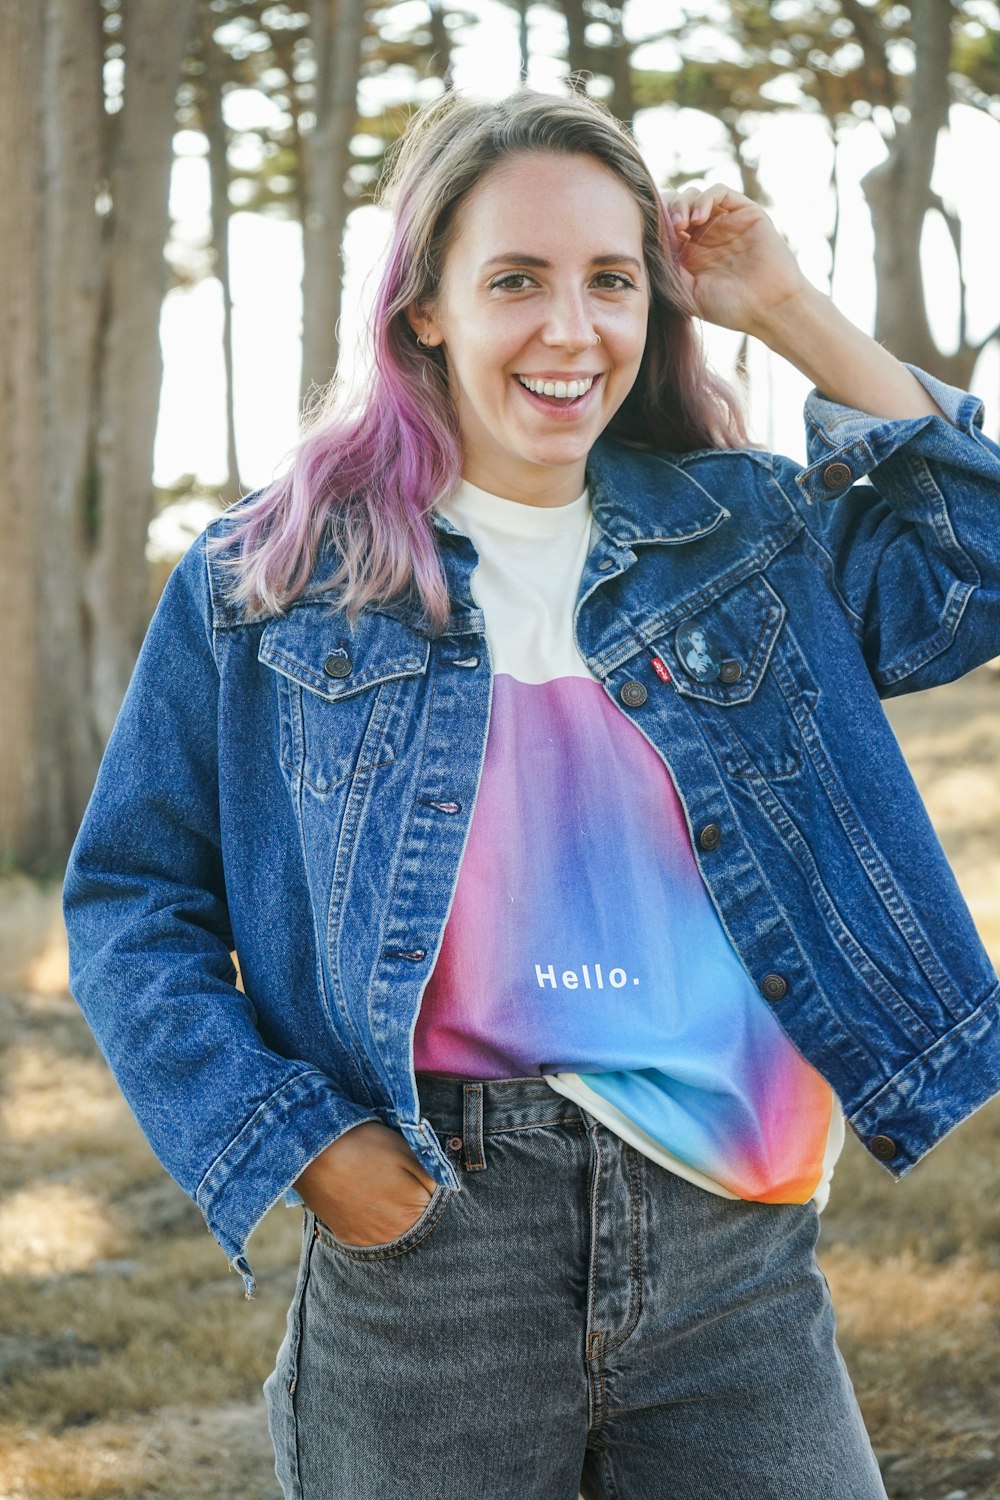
[540,293,598,351]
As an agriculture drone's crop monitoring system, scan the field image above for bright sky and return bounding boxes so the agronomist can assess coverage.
[152,0,1000,500]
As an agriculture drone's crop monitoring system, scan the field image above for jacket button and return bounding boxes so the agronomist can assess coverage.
[761,972,788,1001]
[869,1134,897,1161]
[323,651,352,678]
[718,659,743,685]
[598,559,614,571]
[620,681,647,708]
[698,824,722,851]
[822,461,853,490]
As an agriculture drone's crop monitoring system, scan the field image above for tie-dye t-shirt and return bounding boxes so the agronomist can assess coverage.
[414,479,844,1208]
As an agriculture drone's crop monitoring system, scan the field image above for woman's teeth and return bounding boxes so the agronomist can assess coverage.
[516,375,595,399]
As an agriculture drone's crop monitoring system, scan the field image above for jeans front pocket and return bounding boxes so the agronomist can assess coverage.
[311,1181,455,1263]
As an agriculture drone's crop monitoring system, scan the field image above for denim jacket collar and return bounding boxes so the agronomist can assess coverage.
[429,437,733,551]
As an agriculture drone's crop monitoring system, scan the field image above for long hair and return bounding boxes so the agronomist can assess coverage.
[208,90,749,635]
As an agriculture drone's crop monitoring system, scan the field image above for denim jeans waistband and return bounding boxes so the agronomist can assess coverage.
[415,1074,585,1171]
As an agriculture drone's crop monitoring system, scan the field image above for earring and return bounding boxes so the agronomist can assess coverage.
[416,333,434,349]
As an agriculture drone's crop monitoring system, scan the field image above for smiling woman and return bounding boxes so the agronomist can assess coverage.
[62,88,1000,1500]
[404,151,650,504]
[199,91,749,634]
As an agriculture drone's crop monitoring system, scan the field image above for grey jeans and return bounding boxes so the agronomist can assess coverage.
[264,1075,887,1500]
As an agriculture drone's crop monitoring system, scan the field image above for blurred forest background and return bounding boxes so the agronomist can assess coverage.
[2,0,1000,873]
[1,2,999,1497]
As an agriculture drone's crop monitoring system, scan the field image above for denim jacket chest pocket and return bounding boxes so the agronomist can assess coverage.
[658,573,820,781]
[258,606,430,800]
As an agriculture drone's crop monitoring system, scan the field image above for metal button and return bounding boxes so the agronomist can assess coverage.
[869,1134,897,1161]
[822,461,853,490]
[761,972,788,1001]
[620,681,648,708]
[719,659,743,685]
[447,1136,463,1152]
[698,824,722,852]
[323,651,352,678]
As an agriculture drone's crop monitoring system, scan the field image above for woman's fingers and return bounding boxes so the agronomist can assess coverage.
[664,183,747,234]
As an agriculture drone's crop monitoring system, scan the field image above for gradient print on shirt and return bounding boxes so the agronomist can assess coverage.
[415,668,835,1205]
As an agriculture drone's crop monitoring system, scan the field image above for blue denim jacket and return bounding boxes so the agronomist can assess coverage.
[63,366,1000,1293]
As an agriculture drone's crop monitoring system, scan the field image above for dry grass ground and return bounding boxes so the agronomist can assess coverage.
[1,668,998,1500]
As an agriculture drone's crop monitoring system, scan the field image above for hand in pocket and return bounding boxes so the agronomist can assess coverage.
[294,1121,438,1247]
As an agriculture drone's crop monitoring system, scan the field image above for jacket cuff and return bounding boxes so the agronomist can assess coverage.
[194,1069,379,1295]
[797,363,987,506]
[848,983,1000,1179]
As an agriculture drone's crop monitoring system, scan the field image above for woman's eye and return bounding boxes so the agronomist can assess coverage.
[489,273,536,291]
[593,271,637,291]
[488,270,638,293]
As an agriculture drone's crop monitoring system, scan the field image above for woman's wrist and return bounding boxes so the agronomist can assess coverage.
[746,282,945,421]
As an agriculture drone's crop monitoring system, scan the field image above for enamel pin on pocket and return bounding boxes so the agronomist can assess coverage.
[675,621,722,683]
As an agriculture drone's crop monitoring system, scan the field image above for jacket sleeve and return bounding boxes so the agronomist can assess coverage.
[773,364,1000,695]
[62,534,379,1293]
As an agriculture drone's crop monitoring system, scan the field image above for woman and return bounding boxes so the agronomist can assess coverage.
[63,90,1000,1499]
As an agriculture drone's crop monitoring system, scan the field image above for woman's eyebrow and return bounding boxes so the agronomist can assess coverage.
[480,253,643,272]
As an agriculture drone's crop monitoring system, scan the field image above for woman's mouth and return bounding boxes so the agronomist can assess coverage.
[513,373,602,413]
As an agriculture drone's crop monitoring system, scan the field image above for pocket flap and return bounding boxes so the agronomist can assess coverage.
[666,575,786,705]
[259,606,430,702]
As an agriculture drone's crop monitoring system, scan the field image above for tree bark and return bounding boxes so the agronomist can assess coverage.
[0,0,193,872]
[427,0,454,88]
[514,0,530,83]
[0,0,104,871]
[860,0,999,383]
[300,0,366,405]
[606,7,635,130]
[561,0,590,91]
[204,21,241,505]
[88,0,196,744]
[860,0,950,368]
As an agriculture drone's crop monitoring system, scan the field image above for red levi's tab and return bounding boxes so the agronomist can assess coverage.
[650,656,671,683]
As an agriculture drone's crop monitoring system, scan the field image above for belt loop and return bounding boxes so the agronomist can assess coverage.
[462,1082,486,1171]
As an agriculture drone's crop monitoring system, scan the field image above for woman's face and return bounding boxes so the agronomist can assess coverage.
[411,151,650,506]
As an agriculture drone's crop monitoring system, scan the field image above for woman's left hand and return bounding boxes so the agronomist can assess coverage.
[664,185,811,338]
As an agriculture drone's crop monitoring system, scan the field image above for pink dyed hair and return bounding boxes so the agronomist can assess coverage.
[208,89,749,634]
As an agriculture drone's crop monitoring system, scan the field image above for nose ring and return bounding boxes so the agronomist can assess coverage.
[593,333,602,345]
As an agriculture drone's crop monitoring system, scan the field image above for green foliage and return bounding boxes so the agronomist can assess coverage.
[167,1,476,239]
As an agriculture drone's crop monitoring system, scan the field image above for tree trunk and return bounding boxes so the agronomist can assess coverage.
[0,0,104,872]
[0,0,192,873]
[861,0,950,369]
[561,0,589,90]
[300,0,366,406]
[514,0,530,82]
[606,8,635,130]
[427,0,454,88]
[87,0,195,743]
[204,23,241,505]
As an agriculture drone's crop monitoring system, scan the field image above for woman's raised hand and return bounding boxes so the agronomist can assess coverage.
[663,184,811,339]
[294,1121,439,1248]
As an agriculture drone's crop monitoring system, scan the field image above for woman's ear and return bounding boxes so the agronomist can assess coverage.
[405,302,443,350]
